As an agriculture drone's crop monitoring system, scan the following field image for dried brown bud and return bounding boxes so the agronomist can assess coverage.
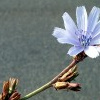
[2,81,9,98]
[53,82,68,90]
[59,65,78,82]
[0,78,20,100]
[9,78,18,94]
[0,94,3,100]
[9,91,21,100]
[53,82,81,91]
[67,82,81,91]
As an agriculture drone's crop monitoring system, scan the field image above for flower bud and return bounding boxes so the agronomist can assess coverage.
[9,78,18,94]
[0,94,2,100]
[0,78,20,100]
[2,81,9,98]
[59,66,78,82]
[53,82,68,90]
[67,82,81,91]
[53,82,81,91]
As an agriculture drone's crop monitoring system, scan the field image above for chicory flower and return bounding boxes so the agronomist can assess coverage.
[53,6,100,58]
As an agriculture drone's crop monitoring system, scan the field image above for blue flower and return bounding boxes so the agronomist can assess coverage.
[53,6,100,58]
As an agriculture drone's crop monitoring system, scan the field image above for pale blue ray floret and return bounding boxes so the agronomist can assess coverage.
[53,6,100,58]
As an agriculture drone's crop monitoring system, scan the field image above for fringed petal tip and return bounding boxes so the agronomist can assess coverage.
[52,27,65,38]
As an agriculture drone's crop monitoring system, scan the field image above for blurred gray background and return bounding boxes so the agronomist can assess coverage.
[0,0,100,100]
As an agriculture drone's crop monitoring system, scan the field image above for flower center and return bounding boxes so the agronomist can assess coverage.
[76,30,92,48]
[79,35,92,47]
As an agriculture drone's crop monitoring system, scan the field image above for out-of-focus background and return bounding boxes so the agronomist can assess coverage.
[0,0,100,100]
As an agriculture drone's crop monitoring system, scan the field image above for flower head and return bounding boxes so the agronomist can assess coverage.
[53,6,100,58]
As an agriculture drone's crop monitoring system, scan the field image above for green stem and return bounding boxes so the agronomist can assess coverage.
[20,59,77,100]
[20,53,87,100]
[20,82,51,100]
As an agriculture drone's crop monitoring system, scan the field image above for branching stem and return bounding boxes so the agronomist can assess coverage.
[20,53,87,100]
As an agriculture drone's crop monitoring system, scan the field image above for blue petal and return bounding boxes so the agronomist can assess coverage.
[92,21,100,38]
[67,46,84,56]
[90,33,100,45]
[62,12,77,38]
[52,27,67,38]
[53,27,80,45]
[87,6,100,33]
[84,46,99,58]
[76,6,87,32]
[57,38,80,46]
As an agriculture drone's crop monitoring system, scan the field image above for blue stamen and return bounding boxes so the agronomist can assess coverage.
[78,31,92,48]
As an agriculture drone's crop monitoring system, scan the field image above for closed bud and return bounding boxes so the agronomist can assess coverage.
[0,78,20,100]
[53,82,68,90]
[0,94,3,100]
[67,82,81,91]
[59,66,78,82]
[9,78,18,94]
[53,82,81,91]
[2,81,9,98]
